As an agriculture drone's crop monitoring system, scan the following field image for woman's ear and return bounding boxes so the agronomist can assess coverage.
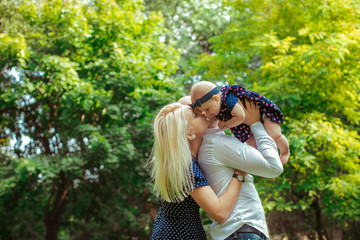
[186,133,196,141]
[212,95,220,102]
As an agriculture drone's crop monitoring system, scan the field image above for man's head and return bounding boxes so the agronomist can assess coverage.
[177,95,192,106]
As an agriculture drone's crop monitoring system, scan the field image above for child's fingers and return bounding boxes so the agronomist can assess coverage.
[219,121,227,130]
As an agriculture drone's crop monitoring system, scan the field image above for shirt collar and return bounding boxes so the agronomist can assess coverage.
[204,128,224,135]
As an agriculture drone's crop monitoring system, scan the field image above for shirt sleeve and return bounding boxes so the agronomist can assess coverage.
[225,92,239,113]
[214,122,283,178]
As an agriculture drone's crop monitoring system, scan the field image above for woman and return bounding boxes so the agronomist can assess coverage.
[148,102,257,239]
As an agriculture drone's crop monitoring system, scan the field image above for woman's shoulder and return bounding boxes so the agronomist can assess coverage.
[191,156,209,188]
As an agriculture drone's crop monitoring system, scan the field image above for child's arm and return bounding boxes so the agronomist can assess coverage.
[218,102,246,130]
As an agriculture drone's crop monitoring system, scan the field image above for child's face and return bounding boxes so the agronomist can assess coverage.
[196,98,221,120]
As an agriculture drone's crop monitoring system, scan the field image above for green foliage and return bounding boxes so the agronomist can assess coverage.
[0,34,28,68]
[0,155,48,239]
[143,0,233,90]
[189,0,360,238]
[0,0,180,239]
[287,114,360,220]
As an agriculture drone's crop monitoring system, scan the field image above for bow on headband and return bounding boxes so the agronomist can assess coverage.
[189,87,220,110]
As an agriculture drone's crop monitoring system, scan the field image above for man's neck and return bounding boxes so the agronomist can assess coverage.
[209,119,219,128]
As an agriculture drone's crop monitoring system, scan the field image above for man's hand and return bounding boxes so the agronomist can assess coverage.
[242,99,261,126]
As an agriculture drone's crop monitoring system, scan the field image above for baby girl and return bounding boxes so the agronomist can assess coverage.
[190,81,290,164]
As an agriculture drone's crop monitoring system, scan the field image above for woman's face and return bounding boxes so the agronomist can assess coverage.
[184,106,211,137]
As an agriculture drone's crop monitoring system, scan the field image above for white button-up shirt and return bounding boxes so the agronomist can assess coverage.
[198,122,283,240]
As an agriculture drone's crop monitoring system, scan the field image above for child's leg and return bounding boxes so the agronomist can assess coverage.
[263,117,290,164]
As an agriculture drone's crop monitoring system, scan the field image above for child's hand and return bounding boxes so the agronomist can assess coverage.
[242,100,260,126]
[218,121,227,130]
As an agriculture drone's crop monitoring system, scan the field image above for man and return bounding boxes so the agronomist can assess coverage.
[179,96,284,240]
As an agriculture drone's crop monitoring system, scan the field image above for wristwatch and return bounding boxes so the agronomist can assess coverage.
[233,173,245,182]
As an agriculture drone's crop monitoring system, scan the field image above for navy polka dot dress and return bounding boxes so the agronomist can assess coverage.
[216,85,284,142]
[150,156,209,240]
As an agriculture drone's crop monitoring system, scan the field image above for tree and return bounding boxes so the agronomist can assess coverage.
[143,0,233,89]
[0,0,180,239]
[189,0,360,239]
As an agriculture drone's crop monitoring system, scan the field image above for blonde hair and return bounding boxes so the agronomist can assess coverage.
[148,103,194,202]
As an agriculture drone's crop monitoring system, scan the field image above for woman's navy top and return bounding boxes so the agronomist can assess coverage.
[150,156,209,239]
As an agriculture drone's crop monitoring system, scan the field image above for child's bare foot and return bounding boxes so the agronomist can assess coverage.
[280,151,290,164]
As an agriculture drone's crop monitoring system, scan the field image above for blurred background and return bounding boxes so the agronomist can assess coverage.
[0,0,359,239]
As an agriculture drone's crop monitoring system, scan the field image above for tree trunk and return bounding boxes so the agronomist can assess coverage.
[44,171,71,240]
[45,218,61,240]
[348,221,360,240]
[312,199,327,240]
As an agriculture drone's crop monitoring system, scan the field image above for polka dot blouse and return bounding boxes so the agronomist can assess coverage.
[216,85,284,142]
[150,156,209,240]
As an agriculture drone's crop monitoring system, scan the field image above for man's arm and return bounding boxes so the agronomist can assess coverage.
[214,122,283,178]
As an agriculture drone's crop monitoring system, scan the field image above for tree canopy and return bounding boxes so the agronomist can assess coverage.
[189,0,360,239]
[1,0,180,239]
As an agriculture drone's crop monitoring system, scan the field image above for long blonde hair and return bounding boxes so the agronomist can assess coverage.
[149,103,194,202]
